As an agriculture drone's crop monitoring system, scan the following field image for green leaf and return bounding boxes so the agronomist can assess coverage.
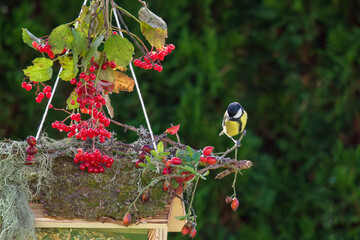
[140,21,168,49]
[49,24,74,54]
[23,58,53,82]
[192,151,201,163]
[82,35,104,67]
[148,163,156,171]
[174,215,187,221]
[145,155,151,163]
[186,146,194,157]
[157,142,164,153]
[71,28,87,57]
[160,152,170,156]
[66,90,79,110]
[59,56,78,81]
[171,179,179,189]
[150,150,158,157]
[139,162,147,168]
[104,35,134,67]
[22,28,40,48]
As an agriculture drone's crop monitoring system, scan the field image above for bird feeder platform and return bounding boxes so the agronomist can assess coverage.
[31,196,185,240]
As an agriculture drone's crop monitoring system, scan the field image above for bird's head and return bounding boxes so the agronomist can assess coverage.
[227,102,243,120]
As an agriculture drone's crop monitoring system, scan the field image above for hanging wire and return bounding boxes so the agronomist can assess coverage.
[112,8,158,152]
[35,0,89,141]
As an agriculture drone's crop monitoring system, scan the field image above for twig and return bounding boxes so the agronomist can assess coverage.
[171,192,197,222]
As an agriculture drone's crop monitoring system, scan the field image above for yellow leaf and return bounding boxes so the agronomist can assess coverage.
[113,72,135,93]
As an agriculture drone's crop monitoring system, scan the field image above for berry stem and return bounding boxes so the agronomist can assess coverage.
[231,172,238,198]
[187,176,200,218]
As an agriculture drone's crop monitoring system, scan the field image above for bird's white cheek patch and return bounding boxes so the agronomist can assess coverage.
[233,109,243,119]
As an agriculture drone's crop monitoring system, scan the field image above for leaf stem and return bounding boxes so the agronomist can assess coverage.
[114,5,141,24]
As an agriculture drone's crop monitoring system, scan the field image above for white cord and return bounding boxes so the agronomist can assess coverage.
[35,0,88,141]
[112,8,158,152]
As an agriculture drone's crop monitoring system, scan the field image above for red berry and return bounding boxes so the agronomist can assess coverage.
[49,104,53,109]
[162,167,170,175]
[89,65,96,72]
[26,136,37,146]
[199,155,207,163]
[141,144,152,153]
[70,78,77,85]
[21,82,27,88]
[141,190,150,202]
[206,156,217,165]
[89,73,96,80]
[84,75,90,82]
[135,159,144,168]
[25,84,32,91]
[171,157,182,165]
[35,97,42,103]
[79,72,86,78]
[203,146,214,156]
[165,160,172,168]
[71,100,75,105]
[134,59,141,66]
[168,44,175,50]
[26,146,38,155]
[38,92,44,99]
[46,92,51,98]
[32,41,38,48]
[112,31,118,35]
[101,64,108,70]
[189,228,196,238]
[79,164,86,170]
[156,65,163,72]
[123,213,132,227]
[225,196,232,204]
[181,224,190,236]
[138,151,147,160]
[109,61,116,68]
[231,197,239,212]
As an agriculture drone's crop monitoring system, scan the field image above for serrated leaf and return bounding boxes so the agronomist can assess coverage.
[192,151,201,163]
[22,28,40,48]
[104,35,134,67]
[174,215,187,221]
[59,56,78,81]
[157,141,164,153]
[140,21,167,49]
[49,24,74,54]
[82,35,104,67]
[104,94,114,118]
[71,28,87,57]
[23,58,53,82]
[66,90,79,110]
[138,7,167,30]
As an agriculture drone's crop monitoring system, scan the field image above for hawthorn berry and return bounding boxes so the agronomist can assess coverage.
[26,146,38,155]
[199,155,207,163]
[165,160,172,168]
[203,146,214,156]
[141,190,150,202]
[32,41,38,48]
[135,159,144,168]
[101,64,108,70]
[231,197,239,212]
[21,82,27,88]
[171,157,182,165]
[206,156,217,165]
[189,228,197,239]
[89,65,96,72]
[138,151,147,160]
[162,167,170,175]
[70,78,77,85]
[181,224,190,236]
[25,84,32,91]
[141,144,152,153]
[26,136,37,146]
[123,213,132,227]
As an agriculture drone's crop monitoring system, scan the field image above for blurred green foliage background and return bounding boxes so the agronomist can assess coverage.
[1,0,360,239]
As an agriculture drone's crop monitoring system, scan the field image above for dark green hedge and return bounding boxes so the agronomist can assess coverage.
[1,0,360,239]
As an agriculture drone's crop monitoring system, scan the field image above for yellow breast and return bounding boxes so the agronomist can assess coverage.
[224,120,240,137]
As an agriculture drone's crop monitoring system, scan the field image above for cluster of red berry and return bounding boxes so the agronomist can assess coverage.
[73,148,114,173]
[226,196,239,212]
[50,60,115,172]
[21,81,52,103]
[133,44,175,72]
[181,222,197,238]
[25,136,38,165]
[31,41,61,59]
[199,146,217,165]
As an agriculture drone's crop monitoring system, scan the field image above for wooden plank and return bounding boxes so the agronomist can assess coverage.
[148,228,168,240]
[167,196,186,232]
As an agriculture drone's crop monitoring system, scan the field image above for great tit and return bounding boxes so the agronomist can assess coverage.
[219,102,247,145]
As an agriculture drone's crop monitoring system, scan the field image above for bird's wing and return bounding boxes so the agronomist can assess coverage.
[219,111,228,136]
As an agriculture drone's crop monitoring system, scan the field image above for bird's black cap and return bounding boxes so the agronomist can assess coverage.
[227,102,242,117]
